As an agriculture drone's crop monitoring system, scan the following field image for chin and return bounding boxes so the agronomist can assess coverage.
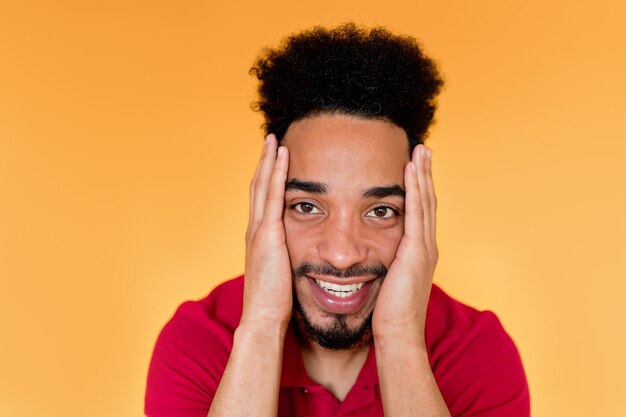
[292,294,374,351]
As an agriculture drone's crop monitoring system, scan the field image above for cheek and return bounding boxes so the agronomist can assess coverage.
[365,226,404,266]
[283,218,318,263]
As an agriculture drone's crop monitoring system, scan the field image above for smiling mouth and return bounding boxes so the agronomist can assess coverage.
[314,279,365,298]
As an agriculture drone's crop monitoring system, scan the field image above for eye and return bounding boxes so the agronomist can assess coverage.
[365,206,398,219]
[292,202,322,214]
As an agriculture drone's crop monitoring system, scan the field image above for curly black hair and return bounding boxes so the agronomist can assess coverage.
[250,23,444,152]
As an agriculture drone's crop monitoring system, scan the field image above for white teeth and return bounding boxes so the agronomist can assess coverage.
[315,279,365,297]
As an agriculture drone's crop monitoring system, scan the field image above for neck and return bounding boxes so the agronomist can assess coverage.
[293,322,371,401]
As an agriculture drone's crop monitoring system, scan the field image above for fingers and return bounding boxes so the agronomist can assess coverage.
[248,136,269,233]
[249,134,279,229]
[424,149,437,249]
[247,134,290,244]
[406,144,437,258]
[415,145,434,248]
[403,160,424,247]
[264,146,289,222]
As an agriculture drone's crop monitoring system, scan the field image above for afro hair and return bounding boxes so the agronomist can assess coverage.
[250,23,444,152]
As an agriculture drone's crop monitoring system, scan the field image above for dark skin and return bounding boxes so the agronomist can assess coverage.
[209,114,450,416]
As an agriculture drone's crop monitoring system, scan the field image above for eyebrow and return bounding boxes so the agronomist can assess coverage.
[362,185,405,199]
[285,178,328,194]
[285,178,404,199]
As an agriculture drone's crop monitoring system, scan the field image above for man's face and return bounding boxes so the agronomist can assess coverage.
[282,114,410,350]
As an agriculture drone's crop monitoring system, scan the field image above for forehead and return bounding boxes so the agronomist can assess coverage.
[282,114,410,193]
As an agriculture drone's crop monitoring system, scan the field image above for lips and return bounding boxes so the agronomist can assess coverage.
[306,275,375,314]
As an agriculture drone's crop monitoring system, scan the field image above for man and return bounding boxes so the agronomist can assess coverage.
[145,23,530,417]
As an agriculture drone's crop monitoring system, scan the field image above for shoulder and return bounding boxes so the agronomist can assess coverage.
[426,284,530,416]
[152,276,244,355]
[145,276,244,417]
[426,284,512,347]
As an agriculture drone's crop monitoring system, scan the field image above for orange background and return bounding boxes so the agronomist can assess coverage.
[1,1,625,416]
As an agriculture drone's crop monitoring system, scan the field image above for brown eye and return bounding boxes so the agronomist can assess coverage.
[293,202,322,214]
[374,207,388,217]
[365,206,396,219]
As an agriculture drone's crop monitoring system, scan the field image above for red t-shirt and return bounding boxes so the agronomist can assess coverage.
[145,276,530,417]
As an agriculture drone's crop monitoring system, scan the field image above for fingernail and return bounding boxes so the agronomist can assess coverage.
[410,162,417,172]
[277,146,285,157]
[426,148,432,159]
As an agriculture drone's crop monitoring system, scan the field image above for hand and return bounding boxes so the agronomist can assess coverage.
[372,144,438,346]
[241,134,293,330]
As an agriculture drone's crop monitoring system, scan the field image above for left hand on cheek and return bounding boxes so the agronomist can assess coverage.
[372,144,438,345]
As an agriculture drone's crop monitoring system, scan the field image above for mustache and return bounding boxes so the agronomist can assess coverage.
[294,262,387,280]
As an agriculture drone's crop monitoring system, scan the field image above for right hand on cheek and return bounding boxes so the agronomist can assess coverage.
[242,134,293,330]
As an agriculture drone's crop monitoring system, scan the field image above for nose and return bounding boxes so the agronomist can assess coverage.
[317,212,367,271]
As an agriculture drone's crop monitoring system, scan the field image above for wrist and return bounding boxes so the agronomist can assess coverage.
[375,336,430,369]
[236,316,289,342]
[372,307,427,344]
[374,328,426,351]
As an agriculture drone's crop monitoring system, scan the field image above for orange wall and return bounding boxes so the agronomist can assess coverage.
[1,1,625,416]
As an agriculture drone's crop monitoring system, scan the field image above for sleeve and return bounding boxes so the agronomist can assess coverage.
[144,301,234,417]
[432,311,531,417]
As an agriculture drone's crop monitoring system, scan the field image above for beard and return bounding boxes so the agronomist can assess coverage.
[292,297,373,350]
[291,262,387,351]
